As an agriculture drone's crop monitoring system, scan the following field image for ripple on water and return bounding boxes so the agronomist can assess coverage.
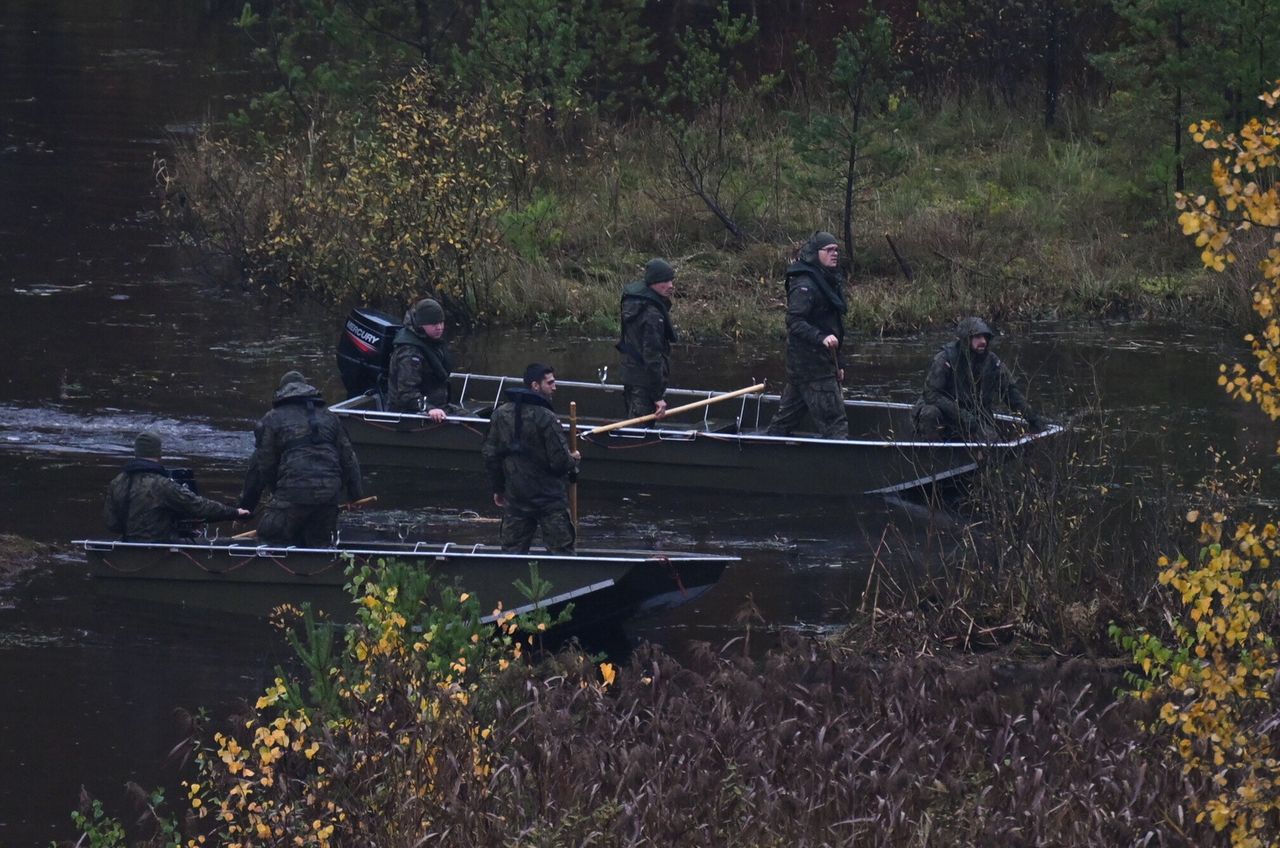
[0,403,254,461]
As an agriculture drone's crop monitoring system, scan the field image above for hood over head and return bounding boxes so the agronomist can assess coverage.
[955,316,995,346]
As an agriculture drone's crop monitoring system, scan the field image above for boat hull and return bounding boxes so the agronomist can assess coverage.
[330,373,1062,496]
[76,538,733,632]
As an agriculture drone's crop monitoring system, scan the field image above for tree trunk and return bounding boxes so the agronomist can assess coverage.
[843,87,863,270]
[1043,0,1060,129]
[1173,11,1186,193]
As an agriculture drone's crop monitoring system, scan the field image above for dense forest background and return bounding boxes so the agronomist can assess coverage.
[166,0,1280,337]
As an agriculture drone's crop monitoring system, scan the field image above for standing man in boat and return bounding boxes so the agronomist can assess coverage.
[617,258,678,419]
[104,431,249,542]
[911,316,1043,441]
[253,370,364,547]
[765,231,849,439]
[482,363,581,554]
[387,297,454,420]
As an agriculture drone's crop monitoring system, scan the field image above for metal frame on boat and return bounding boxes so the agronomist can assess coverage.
[329,372,1063,496]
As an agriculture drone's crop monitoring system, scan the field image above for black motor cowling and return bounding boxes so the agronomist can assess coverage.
[168,468,200,495]
[336,307,401,398]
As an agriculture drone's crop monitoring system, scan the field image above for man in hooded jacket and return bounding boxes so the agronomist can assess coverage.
[105,431,248,541]
[387,297,454,421]
[765,232,849,439]
[481,363,580,553]
[253,370,363,546]
[911,317,1043,440]
[617,258,678,419]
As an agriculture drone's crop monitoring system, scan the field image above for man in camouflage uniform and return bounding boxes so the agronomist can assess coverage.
[617,258,678,419]
[481,363,580,553]
[104,431,248,541]
[387,297,454,420]
[911,316,1044,441]
[254,370,364,547]
[765,231,849,439]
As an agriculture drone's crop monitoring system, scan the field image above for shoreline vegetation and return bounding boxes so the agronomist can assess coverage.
[66,2,1280,844]
[158,1,1269,342]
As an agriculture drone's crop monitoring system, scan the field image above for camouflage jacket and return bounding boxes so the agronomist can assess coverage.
[918,321,1032,427]
[387,327,453,413]
[783,260,846,383]
[104,459,239,541]
[481,388,577,515]
[617,281,676,396]
[256,380,363,506]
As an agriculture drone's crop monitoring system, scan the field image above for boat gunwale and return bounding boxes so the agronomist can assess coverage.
[73,538,740,564]
[328,373,1064,450]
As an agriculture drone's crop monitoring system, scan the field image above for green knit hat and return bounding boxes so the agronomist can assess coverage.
[410,298,445,326]
[643,258,675,286]
[134,430,162,458]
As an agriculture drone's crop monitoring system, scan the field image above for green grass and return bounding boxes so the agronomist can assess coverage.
[483,92,1234,340]
[173,90,1241,340]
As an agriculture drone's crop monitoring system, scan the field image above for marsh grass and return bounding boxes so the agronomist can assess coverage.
[64,543,1224,848]
[841,402,1188,657]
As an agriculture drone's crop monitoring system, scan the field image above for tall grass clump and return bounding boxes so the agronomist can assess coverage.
[842,398,1188,656]
[64,602,1215,846]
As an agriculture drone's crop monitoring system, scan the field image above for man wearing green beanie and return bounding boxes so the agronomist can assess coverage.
[387,297,454,421]
[104,430,249,541]
[617,258,678,419]
[765,231,850,439]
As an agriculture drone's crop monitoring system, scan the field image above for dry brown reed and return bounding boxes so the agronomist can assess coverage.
[842,403,1186,658]
[447,640,1207,846]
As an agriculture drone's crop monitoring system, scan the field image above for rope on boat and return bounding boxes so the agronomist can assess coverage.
[92,546,351,578]
[361,419,446,434]
[656,555,687,597]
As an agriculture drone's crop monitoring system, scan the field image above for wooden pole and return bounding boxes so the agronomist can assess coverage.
[587,383,767,436]
[568,401,579,528]
[339,495,378,511]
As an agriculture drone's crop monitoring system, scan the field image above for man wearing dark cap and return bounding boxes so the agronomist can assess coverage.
[911,316,1043,441]
[252,370,364,547]
[387,297,454,421]
[765,232,850,439]
[104,431,248,541]
[617,258,678,419]
[481,363,580,553]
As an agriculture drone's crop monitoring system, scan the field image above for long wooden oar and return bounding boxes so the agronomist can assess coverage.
[339,495,378,511]
[568,401,579,528]
[587,383,767,436]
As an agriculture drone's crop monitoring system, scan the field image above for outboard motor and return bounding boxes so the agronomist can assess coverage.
[336,307,400,398]
[168,468,201,495]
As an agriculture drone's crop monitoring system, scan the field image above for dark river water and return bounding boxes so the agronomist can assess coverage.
[0,2,1273,844]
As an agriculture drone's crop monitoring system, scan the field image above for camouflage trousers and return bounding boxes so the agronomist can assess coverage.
[500,506,576,554]
[911,403,997,441]
[622,385,662,419]
[764,378,849,439]
[258,501,339,547]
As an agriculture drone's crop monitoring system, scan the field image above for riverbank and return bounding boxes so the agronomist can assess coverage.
[169,89,1243,343]
[485,96,1240,340]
